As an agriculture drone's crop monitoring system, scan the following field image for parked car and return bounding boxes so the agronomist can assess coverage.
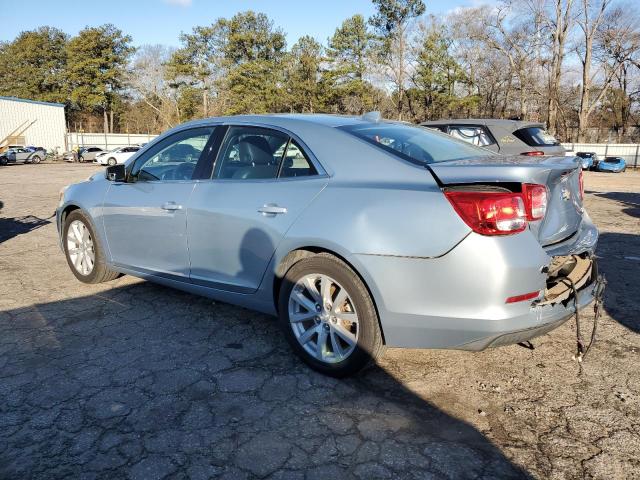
[75,146,105,163]
[421,119,566,157]
[575,152,599,170]
[96,146,141,166]
[0,146,46,165]
[596,156,626,173]
[57,114,601,377]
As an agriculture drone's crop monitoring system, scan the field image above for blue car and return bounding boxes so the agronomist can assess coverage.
[596,156,626,173]
[56,114,602,376]
[576,152,597,170]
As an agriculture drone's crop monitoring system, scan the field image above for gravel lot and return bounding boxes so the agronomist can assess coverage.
[0,163,638,479]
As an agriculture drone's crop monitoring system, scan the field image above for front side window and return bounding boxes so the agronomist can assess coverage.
[215,126,288,179]
[132,127,214,181]
[339,123,493,165]
[448,126,495,147]
[513,127,559,146]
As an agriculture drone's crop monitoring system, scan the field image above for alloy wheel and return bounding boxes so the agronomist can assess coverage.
[288,273,359,364]
[66,220,95,275]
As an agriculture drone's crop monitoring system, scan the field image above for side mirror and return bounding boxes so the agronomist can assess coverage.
[105,164,126,182]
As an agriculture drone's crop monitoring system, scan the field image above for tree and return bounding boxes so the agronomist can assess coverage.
[369,0,426,119]
[0,26,68,103]
[325,15,374,113]
[410,21,473,120]
[576,0,617,141]
[166,26,223,117]
[540,0,576,135]
[66,24,134,133]
[215,11,287,114]
[129,44,177,129]
[285,36,325,112]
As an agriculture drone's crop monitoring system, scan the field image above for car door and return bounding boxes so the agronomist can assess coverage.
[101,126,216,278]
[187,125,328,293]
[16,148,30,162]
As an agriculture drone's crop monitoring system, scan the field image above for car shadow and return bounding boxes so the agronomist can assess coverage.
[597,232,640,334]
[0,215,52,244]
[0,280,531,478]
[593,192,640,219]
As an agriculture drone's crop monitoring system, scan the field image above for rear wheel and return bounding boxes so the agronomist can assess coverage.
[31,155,41,164]
[78,155,85,163]
[278,254,384,377]
[63,210,120,284]
[107,157,117,166]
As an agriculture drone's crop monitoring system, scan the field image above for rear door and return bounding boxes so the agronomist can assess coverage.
[187,125,327,292]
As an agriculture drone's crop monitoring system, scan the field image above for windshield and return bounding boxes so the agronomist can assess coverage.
[338,123,493,165]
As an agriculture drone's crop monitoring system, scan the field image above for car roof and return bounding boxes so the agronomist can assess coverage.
[421,118,545,129]
[176,113,410,131]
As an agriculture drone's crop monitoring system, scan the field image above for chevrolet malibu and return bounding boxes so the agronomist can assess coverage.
[57,114,601,377]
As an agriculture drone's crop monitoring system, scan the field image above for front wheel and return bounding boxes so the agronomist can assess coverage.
[107,157,117,166]
[278,254,384,377]
[63,210,120,284]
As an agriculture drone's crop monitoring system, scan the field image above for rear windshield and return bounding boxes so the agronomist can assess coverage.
[604,157,621,163]
[576,152,594,158]
[513,127,559,146]
[338,123,492,165]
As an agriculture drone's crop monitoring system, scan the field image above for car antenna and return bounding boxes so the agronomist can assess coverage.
[361,111,382,123]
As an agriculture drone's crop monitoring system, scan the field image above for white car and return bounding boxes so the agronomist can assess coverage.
[96,146,141,166]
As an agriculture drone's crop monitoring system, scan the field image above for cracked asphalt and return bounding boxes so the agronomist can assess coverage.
[0,163,639,479]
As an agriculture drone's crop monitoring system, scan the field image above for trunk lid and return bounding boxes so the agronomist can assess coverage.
[428,155,584,247]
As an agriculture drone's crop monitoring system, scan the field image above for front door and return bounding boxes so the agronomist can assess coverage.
[102,126,216,278]
[187,125,327,292]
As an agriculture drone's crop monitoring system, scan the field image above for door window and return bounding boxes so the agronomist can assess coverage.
[132,127,214,181]
[215,126,288,179]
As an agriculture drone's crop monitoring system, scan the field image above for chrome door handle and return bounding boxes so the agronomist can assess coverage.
[258,204,287,215]
[161,202,182,211]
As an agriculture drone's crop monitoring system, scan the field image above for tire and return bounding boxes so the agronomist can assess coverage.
[63,210,120,284]
[107,157,117,166]
[278,254,384,377]
[78,156,84,163]
[0,157,7,166]
[31,155,41,164]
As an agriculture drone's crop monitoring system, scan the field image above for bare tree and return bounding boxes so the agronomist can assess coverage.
[576,0,618,141]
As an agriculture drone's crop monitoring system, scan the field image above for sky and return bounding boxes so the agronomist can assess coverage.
[0,0,486,47]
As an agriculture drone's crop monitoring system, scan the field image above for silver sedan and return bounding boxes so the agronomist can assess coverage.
[56,114,600,376]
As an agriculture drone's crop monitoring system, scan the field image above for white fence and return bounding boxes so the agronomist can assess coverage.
[66,132,158,151]
[562,143,640,168]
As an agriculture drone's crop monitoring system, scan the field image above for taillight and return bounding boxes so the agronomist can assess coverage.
[521,151,545,156]
[444,191,527,235]
[522,184,547,220]
[578,169,584,200]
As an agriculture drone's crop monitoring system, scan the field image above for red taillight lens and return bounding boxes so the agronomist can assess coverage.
[522,183,547,221]
[578,169,584,200]
[521,151,545,156]
[445,191,527,235]
[505,291,541,304]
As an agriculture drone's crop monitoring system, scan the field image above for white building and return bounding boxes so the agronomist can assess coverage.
[0,96,66,152]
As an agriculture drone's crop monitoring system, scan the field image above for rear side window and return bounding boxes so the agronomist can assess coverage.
[513,127,559,146]
[447,126,495,147]
[339,123,493,165]
[279,140,317,178]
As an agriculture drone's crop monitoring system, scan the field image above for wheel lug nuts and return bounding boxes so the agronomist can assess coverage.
[315,304,321,312]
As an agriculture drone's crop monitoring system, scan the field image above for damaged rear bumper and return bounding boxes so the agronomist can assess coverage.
[462,257,601,350]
